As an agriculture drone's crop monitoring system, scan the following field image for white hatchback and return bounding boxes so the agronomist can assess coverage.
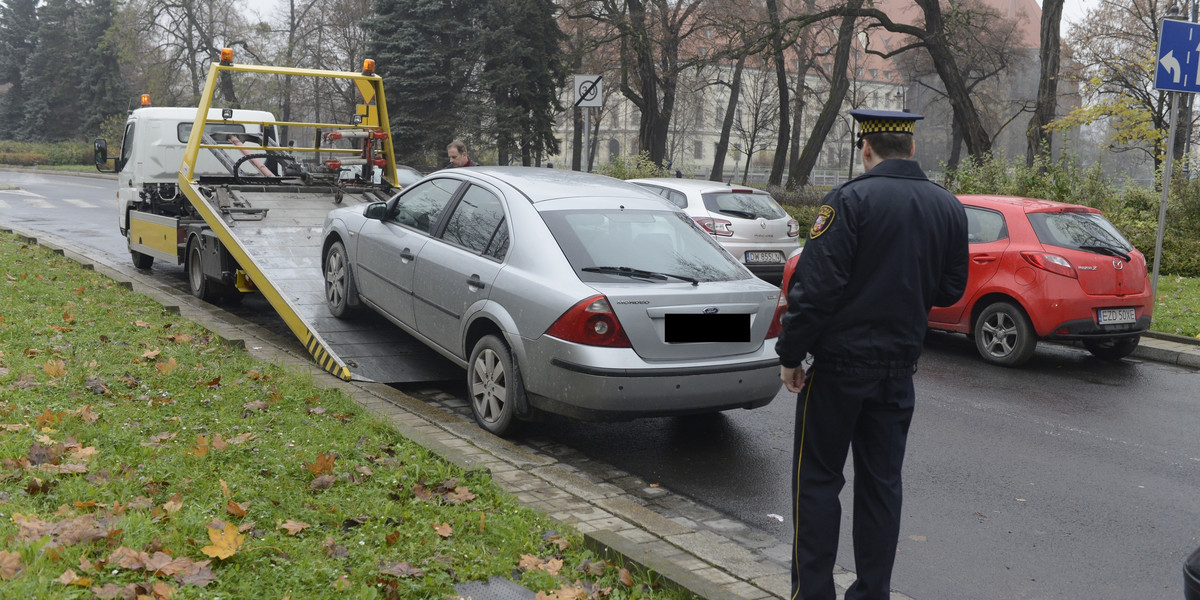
[627,178,800,283]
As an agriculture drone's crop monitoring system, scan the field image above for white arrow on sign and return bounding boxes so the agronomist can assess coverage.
[1162,49,1182,84]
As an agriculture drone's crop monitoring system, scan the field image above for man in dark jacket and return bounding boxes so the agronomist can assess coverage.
[776,109,969,600]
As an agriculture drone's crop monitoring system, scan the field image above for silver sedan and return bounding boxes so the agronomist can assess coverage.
[321,167,783,436]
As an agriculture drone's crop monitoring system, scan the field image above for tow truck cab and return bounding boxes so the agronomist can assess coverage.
[94,103,278,235]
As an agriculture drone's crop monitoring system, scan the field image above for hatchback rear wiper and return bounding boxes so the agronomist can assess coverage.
[719,209,759,220]
[582,265,699,286]
[1078,245,1131,262]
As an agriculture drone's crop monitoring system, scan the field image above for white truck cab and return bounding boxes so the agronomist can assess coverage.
[95,103,278,235]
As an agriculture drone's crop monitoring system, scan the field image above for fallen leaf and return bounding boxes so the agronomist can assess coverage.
[378,561,423,578]
[618,567,634,586]
[279,520,310,535]
[433,522,452,538]
[226,432,255,444]
[142,349,161,359]
[306,452,336,476]
[54,568,91,586]
[155,357,179,375]
[43,359,66,378]
[187,435,210,457]
[242,400,268,412]
[162,493,183,513]
[200,523,244,560]
[309,474,336,491]
[133,321,151,328]
[0,550,24,580]
[225,499,249,518]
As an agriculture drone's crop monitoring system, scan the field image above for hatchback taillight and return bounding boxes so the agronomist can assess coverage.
[786,219,800,237]
[1021,251,1077,279]
[545,295,632,347]
[694,217,734,237]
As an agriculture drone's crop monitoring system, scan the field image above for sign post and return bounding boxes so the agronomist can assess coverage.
[574,75,603,172]
[1151,19,1200,299]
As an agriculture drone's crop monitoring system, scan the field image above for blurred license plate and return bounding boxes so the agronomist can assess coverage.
[745,251,784,264]
[1097,308,1136,325]
[665,313,750,343]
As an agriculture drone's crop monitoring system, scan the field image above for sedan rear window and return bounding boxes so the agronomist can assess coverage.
[541,209,748,283]
[702,191,787,220]
[1026,211,1132,253]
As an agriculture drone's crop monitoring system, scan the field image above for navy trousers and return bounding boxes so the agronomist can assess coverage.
[790,365,916,600]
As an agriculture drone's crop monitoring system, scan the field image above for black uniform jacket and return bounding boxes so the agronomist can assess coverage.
[775,159,968,370]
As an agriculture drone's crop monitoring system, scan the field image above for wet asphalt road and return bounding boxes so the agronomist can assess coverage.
[4,169,1200,600]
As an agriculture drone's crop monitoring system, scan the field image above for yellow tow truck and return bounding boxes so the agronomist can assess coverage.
[95,50,453,383]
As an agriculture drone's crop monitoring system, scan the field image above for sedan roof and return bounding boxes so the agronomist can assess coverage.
[454,166,661,204]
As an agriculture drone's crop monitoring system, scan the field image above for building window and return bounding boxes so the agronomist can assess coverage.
[608,139,621,159]
[693,141,703,159]
[695,107,704,128]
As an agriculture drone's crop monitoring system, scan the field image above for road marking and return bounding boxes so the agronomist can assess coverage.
[0,188,45,198]
[24,198,53,209]
[61,198,98,208]
[0,199,9,210]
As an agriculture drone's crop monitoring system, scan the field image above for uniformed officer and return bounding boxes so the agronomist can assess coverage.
[776,109,969,600]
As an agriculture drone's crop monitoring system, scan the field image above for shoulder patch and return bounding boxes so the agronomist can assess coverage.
[809,204,836,239]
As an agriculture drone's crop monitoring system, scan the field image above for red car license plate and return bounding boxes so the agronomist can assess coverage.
[1097,308,1136,325]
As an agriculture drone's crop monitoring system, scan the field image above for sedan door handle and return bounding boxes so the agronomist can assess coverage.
[399,248,415,262]
[467,274,485,291]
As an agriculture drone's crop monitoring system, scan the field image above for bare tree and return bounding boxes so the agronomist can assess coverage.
[1026,0,1064,168]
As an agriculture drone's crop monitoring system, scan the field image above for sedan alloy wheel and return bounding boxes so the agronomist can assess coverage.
[467,335,523,437]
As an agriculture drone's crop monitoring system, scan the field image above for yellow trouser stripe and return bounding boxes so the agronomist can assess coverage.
[791,371,815,600]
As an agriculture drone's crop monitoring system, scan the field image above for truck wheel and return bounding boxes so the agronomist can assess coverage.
[1083,336,1140,361]
[467,335,524,437]
[323,240,361,318]
[131,250,154,270]
[186,239,221,303]
[974,301,1037,367]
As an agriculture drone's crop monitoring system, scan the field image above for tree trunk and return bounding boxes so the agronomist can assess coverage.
[765,0,789,186]
[711,56,745,182]
[572,106,582,171]
[914,0,991,157]
[788,2,859,189]
[1026,0,1063,170]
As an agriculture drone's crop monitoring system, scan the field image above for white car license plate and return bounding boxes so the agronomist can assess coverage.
[1097,308,1137,325]
[745,251,784,264]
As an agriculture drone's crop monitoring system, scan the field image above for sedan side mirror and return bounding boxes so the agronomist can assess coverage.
[364,202,388,220]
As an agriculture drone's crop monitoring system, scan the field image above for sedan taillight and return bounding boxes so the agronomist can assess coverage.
[766,290,788,339]
[1021,251,1077,279]
[693,217,734,237]
[545,295,632,347]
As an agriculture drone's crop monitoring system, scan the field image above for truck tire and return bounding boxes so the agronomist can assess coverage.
[186,238,221,303]
[131,250,154,270]
[467,335,524,437]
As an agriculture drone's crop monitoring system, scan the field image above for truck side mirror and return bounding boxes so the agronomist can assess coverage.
[93,139,113,173]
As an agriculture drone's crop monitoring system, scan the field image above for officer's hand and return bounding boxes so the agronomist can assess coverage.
[781,365,806,394]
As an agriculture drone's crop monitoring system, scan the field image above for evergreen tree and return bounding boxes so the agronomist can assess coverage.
[0,0,38,139]
[20,0,82,141]
[78,0,129,136]
[477,0,565,166]
[364,0,479,169]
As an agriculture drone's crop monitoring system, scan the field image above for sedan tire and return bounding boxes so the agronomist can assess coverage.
[467,335,524,437]
[975,301,1037,367]
[323,240,361,319]
[1083,335,1140,361]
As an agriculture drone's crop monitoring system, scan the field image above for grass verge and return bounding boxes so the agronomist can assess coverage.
[0,231,697,599]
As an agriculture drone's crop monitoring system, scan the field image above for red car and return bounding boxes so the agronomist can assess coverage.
[777,194,1153,366]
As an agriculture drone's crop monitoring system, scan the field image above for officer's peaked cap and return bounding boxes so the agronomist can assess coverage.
[850,109,923,137]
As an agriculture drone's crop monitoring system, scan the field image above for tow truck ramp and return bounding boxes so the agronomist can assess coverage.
[173,57,458,383]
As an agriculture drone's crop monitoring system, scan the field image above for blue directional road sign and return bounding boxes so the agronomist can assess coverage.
[1156,19,1200,92]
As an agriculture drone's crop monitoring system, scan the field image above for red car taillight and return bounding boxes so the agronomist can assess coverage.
[1021,251,1077,279]
[694,217,734,237]
[545,295,632,348]
[765,290,788,339]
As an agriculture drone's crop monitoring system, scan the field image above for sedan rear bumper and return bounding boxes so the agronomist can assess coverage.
[522,341,782,421]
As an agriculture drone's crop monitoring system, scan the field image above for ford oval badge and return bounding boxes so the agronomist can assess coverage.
[703,307,719,314]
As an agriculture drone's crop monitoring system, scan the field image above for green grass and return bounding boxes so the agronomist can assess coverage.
[0,232,697,598]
